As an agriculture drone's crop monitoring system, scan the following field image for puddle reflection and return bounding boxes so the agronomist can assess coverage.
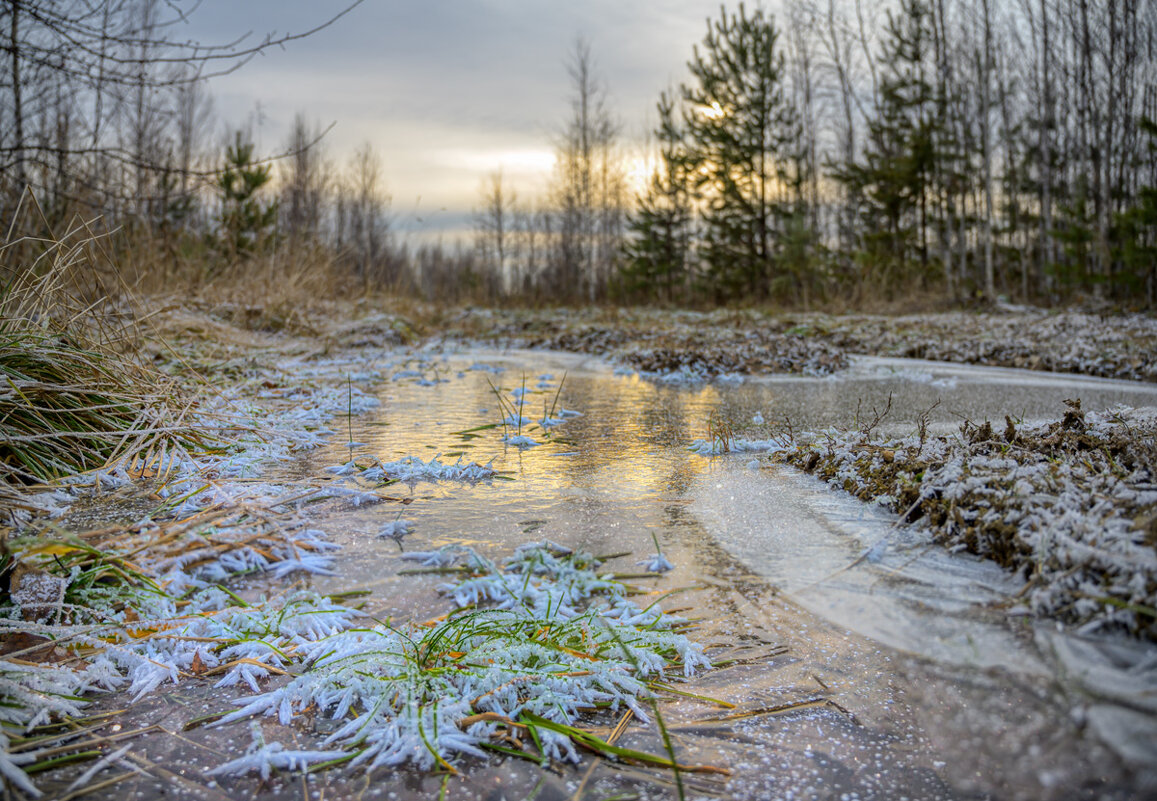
[285,349,1156,800]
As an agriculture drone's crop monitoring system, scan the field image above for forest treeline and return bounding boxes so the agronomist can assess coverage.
[2,0,1155,309]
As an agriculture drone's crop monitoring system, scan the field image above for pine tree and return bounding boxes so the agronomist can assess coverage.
[681,3,801,303]
[1053,176,1096,292]
[619,92,694,304]
[218,131,278,258]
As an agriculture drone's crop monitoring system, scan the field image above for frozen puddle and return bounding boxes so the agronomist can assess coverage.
[691,459,1046,673]
[47,346,1152,801]
[296,347,1157,797]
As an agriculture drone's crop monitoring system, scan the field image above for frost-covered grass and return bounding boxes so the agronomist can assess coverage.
[463,312,848,379]
[687,411,790,456]
[0,505,350,794]
[0,344,395,793]
[0,575,358,795]
[0,326,209,490]
[688,437,787,456]
[822,310,1157,383]
[213,542,709,775]
[779,401,1157,638]
[446,307,1157,385]
[638,366,751,386]
[378,518,415,541]
[636,533,675,574]
[431,370,582,451]
[0,284,217,528]
[0,348,693,792]
[209,723,341,781]
[327,454,498,484]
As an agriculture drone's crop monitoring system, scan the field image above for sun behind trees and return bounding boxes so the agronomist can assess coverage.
[619,0,1157,308]
[2,1,1155,309]
[624,5,807,306]
[476,0,1157,308]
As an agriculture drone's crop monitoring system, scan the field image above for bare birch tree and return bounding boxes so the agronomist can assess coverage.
[550,37,624,302]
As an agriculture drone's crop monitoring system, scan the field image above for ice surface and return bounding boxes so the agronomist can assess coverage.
[690,459,1044,672]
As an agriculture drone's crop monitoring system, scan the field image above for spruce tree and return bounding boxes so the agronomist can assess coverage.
[218,131,278,258]
[833,0,937,295]
[1112,118,1157,303]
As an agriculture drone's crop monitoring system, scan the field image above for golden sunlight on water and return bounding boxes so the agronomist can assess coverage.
[306,347,1157,605]
[234,348,1157,800]
[363,366,725,508]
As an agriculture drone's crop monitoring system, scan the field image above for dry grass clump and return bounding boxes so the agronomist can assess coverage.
[0,226,210,498]
[117,236,375,337]
[187,248,360,335]
[0,325,202,485]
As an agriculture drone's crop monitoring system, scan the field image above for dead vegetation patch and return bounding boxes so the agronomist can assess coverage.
[820,311,1157,382]
[439,306,1156,383]
[778,399,1157,639]
[455,311,848,377]
[622,334,846,377]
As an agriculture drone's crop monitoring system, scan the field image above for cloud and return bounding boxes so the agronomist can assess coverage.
[190,0,732,238]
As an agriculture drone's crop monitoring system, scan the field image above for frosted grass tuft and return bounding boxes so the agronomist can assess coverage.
[689,437,787,456]
[379,519,415,541]
[212,543,710,774]
[208,723,338,780]
[638,553,675,573]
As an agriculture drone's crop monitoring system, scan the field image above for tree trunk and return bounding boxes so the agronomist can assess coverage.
[10,0,25,190]
[980,0,996,300]
[1039,0,1054,297]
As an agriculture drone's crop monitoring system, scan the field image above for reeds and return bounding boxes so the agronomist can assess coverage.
[707,412,733,454]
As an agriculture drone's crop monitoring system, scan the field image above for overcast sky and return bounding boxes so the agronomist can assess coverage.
[182,1,739,242]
